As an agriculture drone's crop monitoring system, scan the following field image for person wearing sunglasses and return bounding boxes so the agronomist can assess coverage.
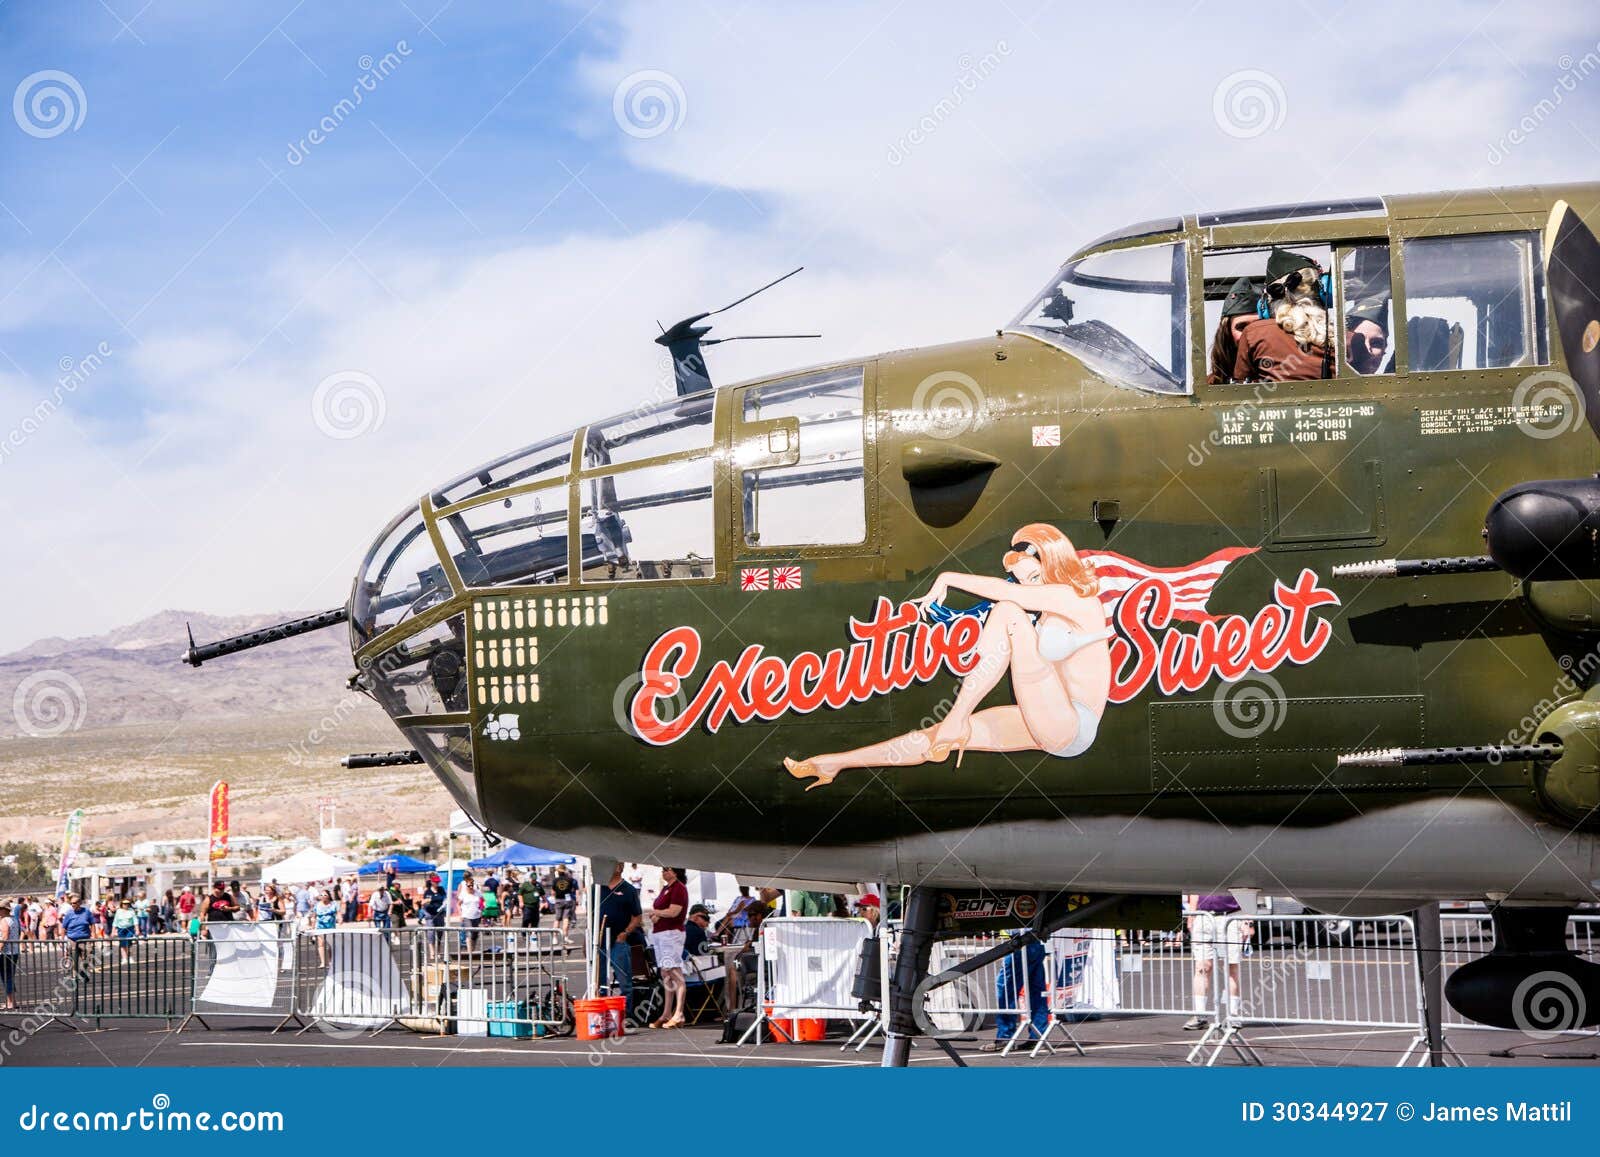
[1343,297,1390,375]
[1232,247,1332,383]
[783,522,1111,789]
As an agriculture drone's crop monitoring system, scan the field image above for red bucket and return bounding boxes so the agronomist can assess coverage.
[574,998,609,1041]
[603,995,626,1038]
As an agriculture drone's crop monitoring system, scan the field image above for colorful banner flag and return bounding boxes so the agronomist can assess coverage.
[209,780,230,862]
[54,808,84,897]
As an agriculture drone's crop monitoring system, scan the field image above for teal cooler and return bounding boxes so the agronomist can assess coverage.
[487,1000,533,1038]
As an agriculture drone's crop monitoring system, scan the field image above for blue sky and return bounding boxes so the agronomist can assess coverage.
[1,1,1598,650]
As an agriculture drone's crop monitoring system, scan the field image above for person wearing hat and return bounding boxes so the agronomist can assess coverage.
[683,904,714,956]
[1233,248,1332,383]
[852,893,882,930]
[1344,296,1390,375]
[1208,276,1261,384]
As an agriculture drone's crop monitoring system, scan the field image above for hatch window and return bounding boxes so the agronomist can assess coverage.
[580,458,715,582]
[352,505,453,645]
[1202,243,1335,384]
[433,431,572,509]
[404,724,477,815]
[1400,232,1547,371]
[1339,244,1394,376]
[446,484,569,588]
[365,615,468,717]
[1010,241,1189,393]
[739,366,866,547]
[583,392,716,471]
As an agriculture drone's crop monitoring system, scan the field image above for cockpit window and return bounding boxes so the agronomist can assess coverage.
[365,614,468,717]
[351,505,453,646]
[447,483,569,588]
[583,391,716,471]
[432,431,571,509]
[580,458,715,582]
[739,366,866,547]
[1400,232,1547,371]
[1009,241,1190,393]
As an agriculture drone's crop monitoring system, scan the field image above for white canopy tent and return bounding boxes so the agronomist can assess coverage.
[260,847,361,885]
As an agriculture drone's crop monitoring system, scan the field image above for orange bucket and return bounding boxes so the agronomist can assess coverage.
[794,1017,826,1042]
[603,995,626,1037]
[765,1004,796,1043]
[574,998,609,1041]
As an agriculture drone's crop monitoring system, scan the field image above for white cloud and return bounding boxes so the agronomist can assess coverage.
[2,0,1598,651]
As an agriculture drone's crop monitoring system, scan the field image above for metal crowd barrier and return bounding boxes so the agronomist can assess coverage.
[737,917,874,1046]
[1,940,97,1030]
[57,934,195,1025]
[1187,913,1440,1067]
[291,925,574,1037]
[183,920,300,1031]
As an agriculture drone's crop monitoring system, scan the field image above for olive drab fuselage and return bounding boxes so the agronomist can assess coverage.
[349,183,1600,906]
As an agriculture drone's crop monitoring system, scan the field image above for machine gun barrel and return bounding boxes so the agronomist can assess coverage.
[1330,555,1501,579]
[1337,743,1562,768]
[340,750,425,769]
[181,606,348,667]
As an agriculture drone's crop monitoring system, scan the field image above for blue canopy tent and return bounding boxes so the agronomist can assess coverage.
[357,854,437,876]
[467,843,576,869]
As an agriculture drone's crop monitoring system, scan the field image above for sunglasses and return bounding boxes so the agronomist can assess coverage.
[1266,271,1310,300]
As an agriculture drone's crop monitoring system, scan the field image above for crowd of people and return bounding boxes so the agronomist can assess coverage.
[594,868,883,1032]
[0,863,585,952]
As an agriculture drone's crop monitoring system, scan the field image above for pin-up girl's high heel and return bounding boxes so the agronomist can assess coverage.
[784,757,837,791]
[925,722,973,768]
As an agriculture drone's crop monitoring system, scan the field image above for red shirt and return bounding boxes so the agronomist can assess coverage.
[652,881,688,932]
[177,892,196,916]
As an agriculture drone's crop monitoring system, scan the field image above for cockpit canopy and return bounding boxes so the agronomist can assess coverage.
[349,389,722,648]
[1009,240,1190,394]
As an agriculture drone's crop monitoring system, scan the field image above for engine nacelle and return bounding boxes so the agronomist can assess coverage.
[1484,478,1600,581]
[1532,699,1600,826]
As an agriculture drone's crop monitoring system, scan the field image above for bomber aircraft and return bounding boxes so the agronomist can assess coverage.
[187,183,1600,1062]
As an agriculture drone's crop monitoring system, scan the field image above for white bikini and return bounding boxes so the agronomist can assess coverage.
[1033,618,1110,758]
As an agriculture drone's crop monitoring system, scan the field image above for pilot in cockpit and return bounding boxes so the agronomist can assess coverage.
[1207,277,1261,384]
[1343,296,1390,376]
[1232,248,1332,383]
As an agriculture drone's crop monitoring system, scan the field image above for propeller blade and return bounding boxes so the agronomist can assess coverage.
[1544,200,1600,440]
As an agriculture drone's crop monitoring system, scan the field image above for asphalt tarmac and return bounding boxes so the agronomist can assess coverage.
[6,1011,1599,1068]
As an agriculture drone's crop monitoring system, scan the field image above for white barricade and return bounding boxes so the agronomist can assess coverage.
[737,917,874,1046]
[185,920,299,1029]
[291,926,575,1037]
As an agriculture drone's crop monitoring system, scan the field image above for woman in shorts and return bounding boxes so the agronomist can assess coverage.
[645,867,689,1029]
